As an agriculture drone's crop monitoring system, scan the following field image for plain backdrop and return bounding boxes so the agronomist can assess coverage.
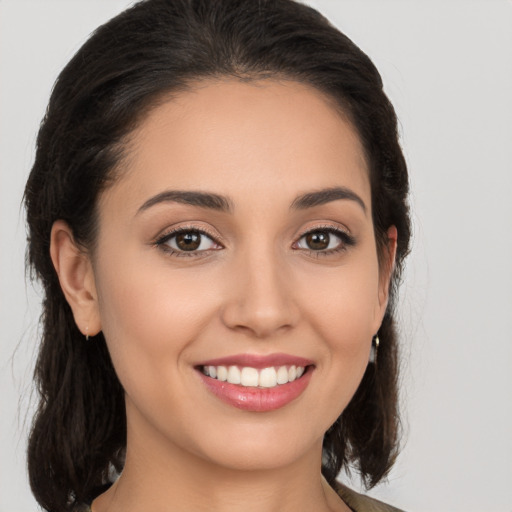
[1,1,511,511]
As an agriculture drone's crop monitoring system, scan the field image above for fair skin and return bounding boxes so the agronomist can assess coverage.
[51,79,397,512]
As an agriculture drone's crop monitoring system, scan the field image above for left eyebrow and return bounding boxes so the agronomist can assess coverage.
[290,186,367,214]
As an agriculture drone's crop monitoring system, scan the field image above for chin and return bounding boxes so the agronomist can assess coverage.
[201,438,319,473]
[183,413,325,474]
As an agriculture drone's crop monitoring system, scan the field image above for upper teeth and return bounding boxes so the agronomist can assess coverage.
[202,365,306,388]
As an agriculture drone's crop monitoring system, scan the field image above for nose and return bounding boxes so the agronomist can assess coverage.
[220,248,299,339]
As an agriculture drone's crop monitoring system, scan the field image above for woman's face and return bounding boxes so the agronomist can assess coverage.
[89,79,393,471]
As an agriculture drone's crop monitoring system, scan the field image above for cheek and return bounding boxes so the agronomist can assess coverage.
[293,253,380,405]
[93,250,219,390]
[299,259,379,351]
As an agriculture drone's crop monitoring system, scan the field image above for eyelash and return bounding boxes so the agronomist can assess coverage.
[294,225,356,257]
[154,225,356,258]
[154,226,222,258]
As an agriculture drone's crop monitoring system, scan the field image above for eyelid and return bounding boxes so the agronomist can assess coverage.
[296,222,353,240]
[293,223,356,252]
[153,224,224,253]
[152,222,355,257]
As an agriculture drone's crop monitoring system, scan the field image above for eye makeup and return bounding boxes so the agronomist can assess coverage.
[153,221,356,260]
[154,225,223,258]
[294,225,356,257]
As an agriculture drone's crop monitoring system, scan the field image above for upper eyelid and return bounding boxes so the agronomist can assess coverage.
[294,224,356,251]
[155,224,223,245]
[154,221,353,248]
[296,223,351,238]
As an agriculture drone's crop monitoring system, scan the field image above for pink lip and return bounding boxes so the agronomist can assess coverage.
[195,353,315,412]
[196,353,314,369]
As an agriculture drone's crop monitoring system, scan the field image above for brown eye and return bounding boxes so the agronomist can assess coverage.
[175,232,201,251]
[295,228,354,253]
[305,231,330,250]
[160,229,219,253]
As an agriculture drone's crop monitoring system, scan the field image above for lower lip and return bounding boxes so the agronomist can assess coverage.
[198,368,313,412]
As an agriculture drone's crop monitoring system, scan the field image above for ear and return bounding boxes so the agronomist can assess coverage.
[375,225,398,326]
[50,220,101,337]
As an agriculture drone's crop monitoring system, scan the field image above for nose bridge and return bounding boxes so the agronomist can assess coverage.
[221,238,297,338]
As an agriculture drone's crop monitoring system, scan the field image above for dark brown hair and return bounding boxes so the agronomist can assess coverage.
[24,1,410,510]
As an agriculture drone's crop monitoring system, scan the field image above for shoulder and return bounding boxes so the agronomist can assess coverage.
[335,482,406,512]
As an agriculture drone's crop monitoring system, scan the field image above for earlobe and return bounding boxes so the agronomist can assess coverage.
[50,220,101,337]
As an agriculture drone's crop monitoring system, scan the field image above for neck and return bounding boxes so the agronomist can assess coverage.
[92,413,348,512]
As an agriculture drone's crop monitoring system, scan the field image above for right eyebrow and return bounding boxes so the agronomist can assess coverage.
[136,190,233,215]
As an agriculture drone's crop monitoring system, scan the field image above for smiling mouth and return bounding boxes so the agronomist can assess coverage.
[199,364,310,389]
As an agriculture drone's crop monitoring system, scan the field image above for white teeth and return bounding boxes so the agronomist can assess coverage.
[227,365,241,384]
[203,364,307,388]
[241,367,259,387]
[276,366,289,384]
[259,367,277,388]
[216,365,228,381]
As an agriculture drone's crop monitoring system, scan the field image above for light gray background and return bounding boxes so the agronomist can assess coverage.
[1,1,511,511]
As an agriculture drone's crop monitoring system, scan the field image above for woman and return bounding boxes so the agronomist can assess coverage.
[24,0,410,511]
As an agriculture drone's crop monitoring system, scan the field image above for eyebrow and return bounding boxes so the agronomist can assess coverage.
[290,186,367,213]
[137,190,233,214]
[137,185,366,216]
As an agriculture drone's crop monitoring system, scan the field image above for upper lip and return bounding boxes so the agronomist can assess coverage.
[195,353,315,369]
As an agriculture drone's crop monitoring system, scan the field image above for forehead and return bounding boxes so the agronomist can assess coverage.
[104,79,370,213]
